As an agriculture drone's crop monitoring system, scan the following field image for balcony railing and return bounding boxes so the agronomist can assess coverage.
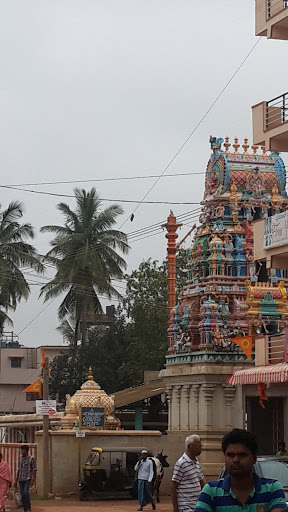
[268,335,285,364]
[267,0,288,18]
[266,92,288,129]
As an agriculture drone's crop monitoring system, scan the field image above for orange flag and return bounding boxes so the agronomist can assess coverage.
[23,378,42,397]
[41,347,46,368]
[232,336,253,360]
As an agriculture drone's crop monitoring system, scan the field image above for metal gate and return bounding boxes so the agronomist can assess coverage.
[0,443,37,482]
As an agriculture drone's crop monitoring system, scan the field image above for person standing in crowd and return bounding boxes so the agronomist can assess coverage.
[171,434,205,512]
[276,442,288,456]
[0,453,12,512]
[15,445,37,512]
[134,449,156,511]
[195,428,286,512]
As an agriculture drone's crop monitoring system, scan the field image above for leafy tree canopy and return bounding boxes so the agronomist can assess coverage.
[50,248,191,397]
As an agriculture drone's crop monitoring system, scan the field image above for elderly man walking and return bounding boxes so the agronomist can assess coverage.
[171,434,205,512]
[134,450,156,511]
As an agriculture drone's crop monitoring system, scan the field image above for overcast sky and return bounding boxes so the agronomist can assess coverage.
[1,0,288,347]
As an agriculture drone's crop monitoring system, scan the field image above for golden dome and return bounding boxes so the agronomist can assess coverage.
[65,368,115,417]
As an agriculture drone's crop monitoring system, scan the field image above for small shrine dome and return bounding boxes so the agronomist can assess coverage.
[65,367,115,417]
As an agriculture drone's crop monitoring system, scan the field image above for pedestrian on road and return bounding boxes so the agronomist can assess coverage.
[15,445,37,512]
[195,428,287,512]
[134,450,156,511]
[0,452,12,512]
[171,434,205,512]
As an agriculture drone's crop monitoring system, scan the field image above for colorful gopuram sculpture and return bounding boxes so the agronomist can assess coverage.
[168,136,288,361]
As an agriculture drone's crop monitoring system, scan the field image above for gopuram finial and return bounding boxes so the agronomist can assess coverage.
[224,136,230,154]
[233,136,240,154]
[88,367,93,381]
[242,136,249,155]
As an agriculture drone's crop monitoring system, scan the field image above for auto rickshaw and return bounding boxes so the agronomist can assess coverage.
[79,446,147,500]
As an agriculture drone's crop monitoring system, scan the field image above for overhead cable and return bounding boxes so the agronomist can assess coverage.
[119,37,261,229]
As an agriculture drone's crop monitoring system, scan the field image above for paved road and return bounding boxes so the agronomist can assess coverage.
[6,496,171,511]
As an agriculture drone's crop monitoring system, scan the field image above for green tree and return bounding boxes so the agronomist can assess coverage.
[50,248,191,396]
[120,248,191,384]
[40,188,129,349]
[50,309,131,400]
[0,201,43,331]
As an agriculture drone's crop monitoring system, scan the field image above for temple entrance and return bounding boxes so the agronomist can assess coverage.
[246,396,284,454]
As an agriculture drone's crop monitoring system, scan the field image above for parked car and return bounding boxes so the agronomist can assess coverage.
[219,456,288,501]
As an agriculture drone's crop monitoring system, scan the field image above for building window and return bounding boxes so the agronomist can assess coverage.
[26,392,39,401]
[10,357,22,368]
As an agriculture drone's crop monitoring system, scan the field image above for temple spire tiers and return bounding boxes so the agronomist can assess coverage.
[165,136,288,361]
[160,136,288,483]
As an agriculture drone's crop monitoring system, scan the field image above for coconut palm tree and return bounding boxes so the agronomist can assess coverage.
[0,201,44,331]
[56,317,76,345]
[40,188,129,349]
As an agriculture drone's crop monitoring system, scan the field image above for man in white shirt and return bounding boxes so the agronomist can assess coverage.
[134,449,156,511]
[171,435,205,512]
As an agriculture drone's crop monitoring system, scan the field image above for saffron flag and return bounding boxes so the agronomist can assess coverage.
[232,336,253,360]
[41,347,46,367]
[23,378,42,397]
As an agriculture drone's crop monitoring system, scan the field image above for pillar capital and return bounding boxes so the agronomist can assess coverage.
[222,384,236,406]
[165,385,173,403]
[183,384,192,403]
[174,385,182,403]
[202,383,216,405]
[192,384,201,405]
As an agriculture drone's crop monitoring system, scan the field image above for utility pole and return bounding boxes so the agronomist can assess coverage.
[42,357,50,497]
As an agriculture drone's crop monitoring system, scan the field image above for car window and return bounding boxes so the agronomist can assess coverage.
[259,460,288,488]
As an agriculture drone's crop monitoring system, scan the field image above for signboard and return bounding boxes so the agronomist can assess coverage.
[36,400,57,416]
[80,407,105,428]
[264,211,288,250]
[76,430,86,438]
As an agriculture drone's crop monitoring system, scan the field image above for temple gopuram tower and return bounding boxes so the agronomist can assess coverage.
[160,136,288,480]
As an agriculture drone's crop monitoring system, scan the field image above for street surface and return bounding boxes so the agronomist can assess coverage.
[6,496,171,511]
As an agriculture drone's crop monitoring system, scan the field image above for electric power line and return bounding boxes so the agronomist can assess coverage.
[3,171,205,188]
[119,37,261,229]
[0,183,201,205]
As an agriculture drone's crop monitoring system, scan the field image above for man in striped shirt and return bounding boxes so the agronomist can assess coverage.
[195,429,286,512]
[171,434,205,512]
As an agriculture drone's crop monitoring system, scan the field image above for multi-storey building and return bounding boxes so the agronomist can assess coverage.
[0,333,68,415]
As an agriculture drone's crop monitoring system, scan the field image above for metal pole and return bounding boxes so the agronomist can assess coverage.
[43,357,50,497]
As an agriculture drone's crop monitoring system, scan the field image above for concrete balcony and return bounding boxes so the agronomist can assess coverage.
[253,216,288,269]
[252,92,288,152]
[256,0,288,39]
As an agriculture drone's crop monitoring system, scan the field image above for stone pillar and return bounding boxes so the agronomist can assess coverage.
[202,384,216,428]
[183,384,192,430]
[222,384,236,429]
[175,385,182,430]
[166,385,173,431]
[192,384,201,430]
